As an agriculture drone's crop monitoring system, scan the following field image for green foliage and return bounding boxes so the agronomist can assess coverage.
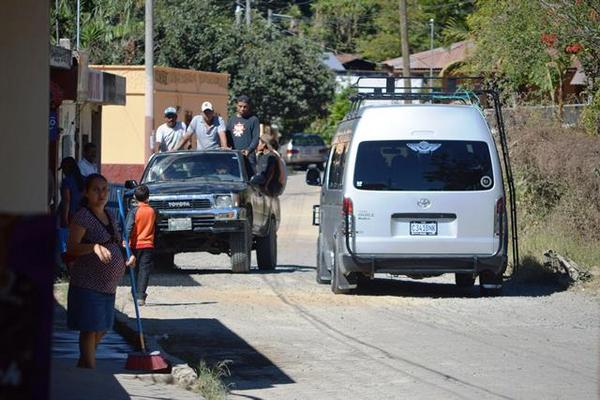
[51,0,145,64]
[310,0,474,62]
[310,86,354,143]
[469,1,571,102]
[311,0,379,53]
[221,28,335,131]
[581,88,600,136]
[190,360,231,400]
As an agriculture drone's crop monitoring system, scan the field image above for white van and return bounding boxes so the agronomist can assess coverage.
[307,103,509,295]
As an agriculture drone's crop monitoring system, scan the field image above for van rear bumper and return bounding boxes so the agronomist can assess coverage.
[340,253,507,276]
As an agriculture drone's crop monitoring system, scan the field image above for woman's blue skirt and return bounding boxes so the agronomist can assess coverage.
[67,285,116,331]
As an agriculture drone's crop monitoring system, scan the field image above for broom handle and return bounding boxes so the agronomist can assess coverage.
[117,189,146,353]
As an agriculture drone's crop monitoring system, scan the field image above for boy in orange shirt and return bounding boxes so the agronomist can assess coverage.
[125,185,156,306]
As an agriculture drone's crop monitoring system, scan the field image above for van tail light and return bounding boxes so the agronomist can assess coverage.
[494,197,505,236]
[287,149,299,155]
[342,197,353,216]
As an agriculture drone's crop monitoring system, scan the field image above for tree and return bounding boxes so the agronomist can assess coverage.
[220,26,335,131]
[310,0,379,53]
[51,0,145,64]
[467,0,573,105]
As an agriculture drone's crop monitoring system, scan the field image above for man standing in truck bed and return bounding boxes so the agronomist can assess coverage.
[227,95,259,173]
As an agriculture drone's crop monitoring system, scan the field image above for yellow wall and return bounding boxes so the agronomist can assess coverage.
[93,66,229,166]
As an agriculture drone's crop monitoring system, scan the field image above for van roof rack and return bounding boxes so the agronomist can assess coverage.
[344,76,520,273]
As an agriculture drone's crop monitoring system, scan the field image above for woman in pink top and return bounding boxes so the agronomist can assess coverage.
[66,174,135,368]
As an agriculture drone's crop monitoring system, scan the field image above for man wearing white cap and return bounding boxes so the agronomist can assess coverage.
[154,107,186,153]
[176,101,228,151]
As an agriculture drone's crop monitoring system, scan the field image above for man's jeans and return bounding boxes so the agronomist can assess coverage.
[134,248,154,299]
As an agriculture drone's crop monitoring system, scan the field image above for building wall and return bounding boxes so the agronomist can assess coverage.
[0,0,48,213]
[93,66,229,183]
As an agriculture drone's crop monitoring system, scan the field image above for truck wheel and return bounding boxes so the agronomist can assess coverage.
[455,273,475,288]
[155,252,175,271]
[256,217,277,270]
[316,236,331,284]
[230,221,251,273]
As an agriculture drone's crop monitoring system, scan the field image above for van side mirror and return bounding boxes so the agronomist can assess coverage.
[124,180,138,189]
[306,168,322,186]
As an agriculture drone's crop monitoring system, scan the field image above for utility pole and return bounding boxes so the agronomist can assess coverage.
[246,0,251,26]
[268,9,272,26]
[76,0,81,50]
[145,0,154,162]
[429,18,434,80]
[399,0,411,93]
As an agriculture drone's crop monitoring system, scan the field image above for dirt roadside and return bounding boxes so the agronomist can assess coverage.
[115,173,600,400]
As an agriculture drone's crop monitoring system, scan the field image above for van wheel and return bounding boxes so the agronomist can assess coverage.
[256,217,277,270]
[230,221,251,273]
[316,236,331,284]
[479,271,503,297]
[155,252,175,271]
[455,273,475,288]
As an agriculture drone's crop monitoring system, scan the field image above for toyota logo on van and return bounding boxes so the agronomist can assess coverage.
[168,201,191,208]
[417,198,431,209]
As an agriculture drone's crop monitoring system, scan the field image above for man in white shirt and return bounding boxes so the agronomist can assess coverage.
[78,142,98,177]
[154,107,186,153]
[176,101,228,151]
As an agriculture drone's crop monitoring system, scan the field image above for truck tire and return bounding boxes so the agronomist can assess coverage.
[155,252,175,271]
[256,217,277,270]
[455,273,475,288]
[230,221,251,273]
[316,236,331,284]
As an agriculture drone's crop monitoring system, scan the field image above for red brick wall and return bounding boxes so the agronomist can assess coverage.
[101,164,145,184]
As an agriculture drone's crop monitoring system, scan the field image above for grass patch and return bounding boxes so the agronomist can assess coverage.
[189,360,231,400]
[514,229,600,286]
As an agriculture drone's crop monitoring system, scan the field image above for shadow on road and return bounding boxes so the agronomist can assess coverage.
[128,317,296,391]
[352,276,566,298]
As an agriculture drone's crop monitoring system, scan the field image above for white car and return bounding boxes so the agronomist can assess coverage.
[307,103,509,295]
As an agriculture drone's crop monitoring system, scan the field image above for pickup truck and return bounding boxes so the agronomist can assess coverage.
[125,150,280,272]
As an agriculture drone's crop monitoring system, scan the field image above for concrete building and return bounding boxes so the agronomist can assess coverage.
[91,66,229,183]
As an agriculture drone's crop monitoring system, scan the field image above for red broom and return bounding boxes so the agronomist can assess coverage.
[118,189,170,372]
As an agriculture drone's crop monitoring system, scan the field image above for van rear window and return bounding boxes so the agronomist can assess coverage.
[292,135,325,146]
[353,140,494,191]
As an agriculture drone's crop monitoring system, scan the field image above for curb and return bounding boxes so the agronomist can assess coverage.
[113,308,200,391]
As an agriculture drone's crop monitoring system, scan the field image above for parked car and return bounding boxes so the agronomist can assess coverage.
[281,133,329,170]
[306,104,508,295]
[125,150,280,272]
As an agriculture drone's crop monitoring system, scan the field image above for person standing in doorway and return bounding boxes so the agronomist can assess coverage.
[124,184,156,306]
[176,101,228,150]
[226,95,259,172]
[154,107,186,153]
[78,143,98,177]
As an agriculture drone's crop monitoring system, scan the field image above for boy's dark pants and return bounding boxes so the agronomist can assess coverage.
[134,249,154,299]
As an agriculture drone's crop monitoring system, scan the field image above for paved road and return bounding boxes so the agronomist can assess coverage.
[115,173,599,400]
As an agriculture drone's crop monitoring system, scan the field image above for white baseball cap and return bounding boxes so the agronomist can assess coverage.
[201,101,214,112]
[164,106,177,115]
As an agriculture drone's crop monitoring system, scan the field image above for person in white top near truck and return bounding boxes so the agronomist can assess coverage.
[154,107,186,153]
[176,101,228,150]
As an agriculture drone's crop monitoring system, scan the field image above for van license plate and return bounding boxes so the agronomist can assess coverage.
[410,221,437,236]
[168,218,192,231]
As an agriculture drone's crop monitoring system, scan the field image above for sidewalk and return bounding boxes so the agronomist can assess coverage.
[51,300,200,400]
